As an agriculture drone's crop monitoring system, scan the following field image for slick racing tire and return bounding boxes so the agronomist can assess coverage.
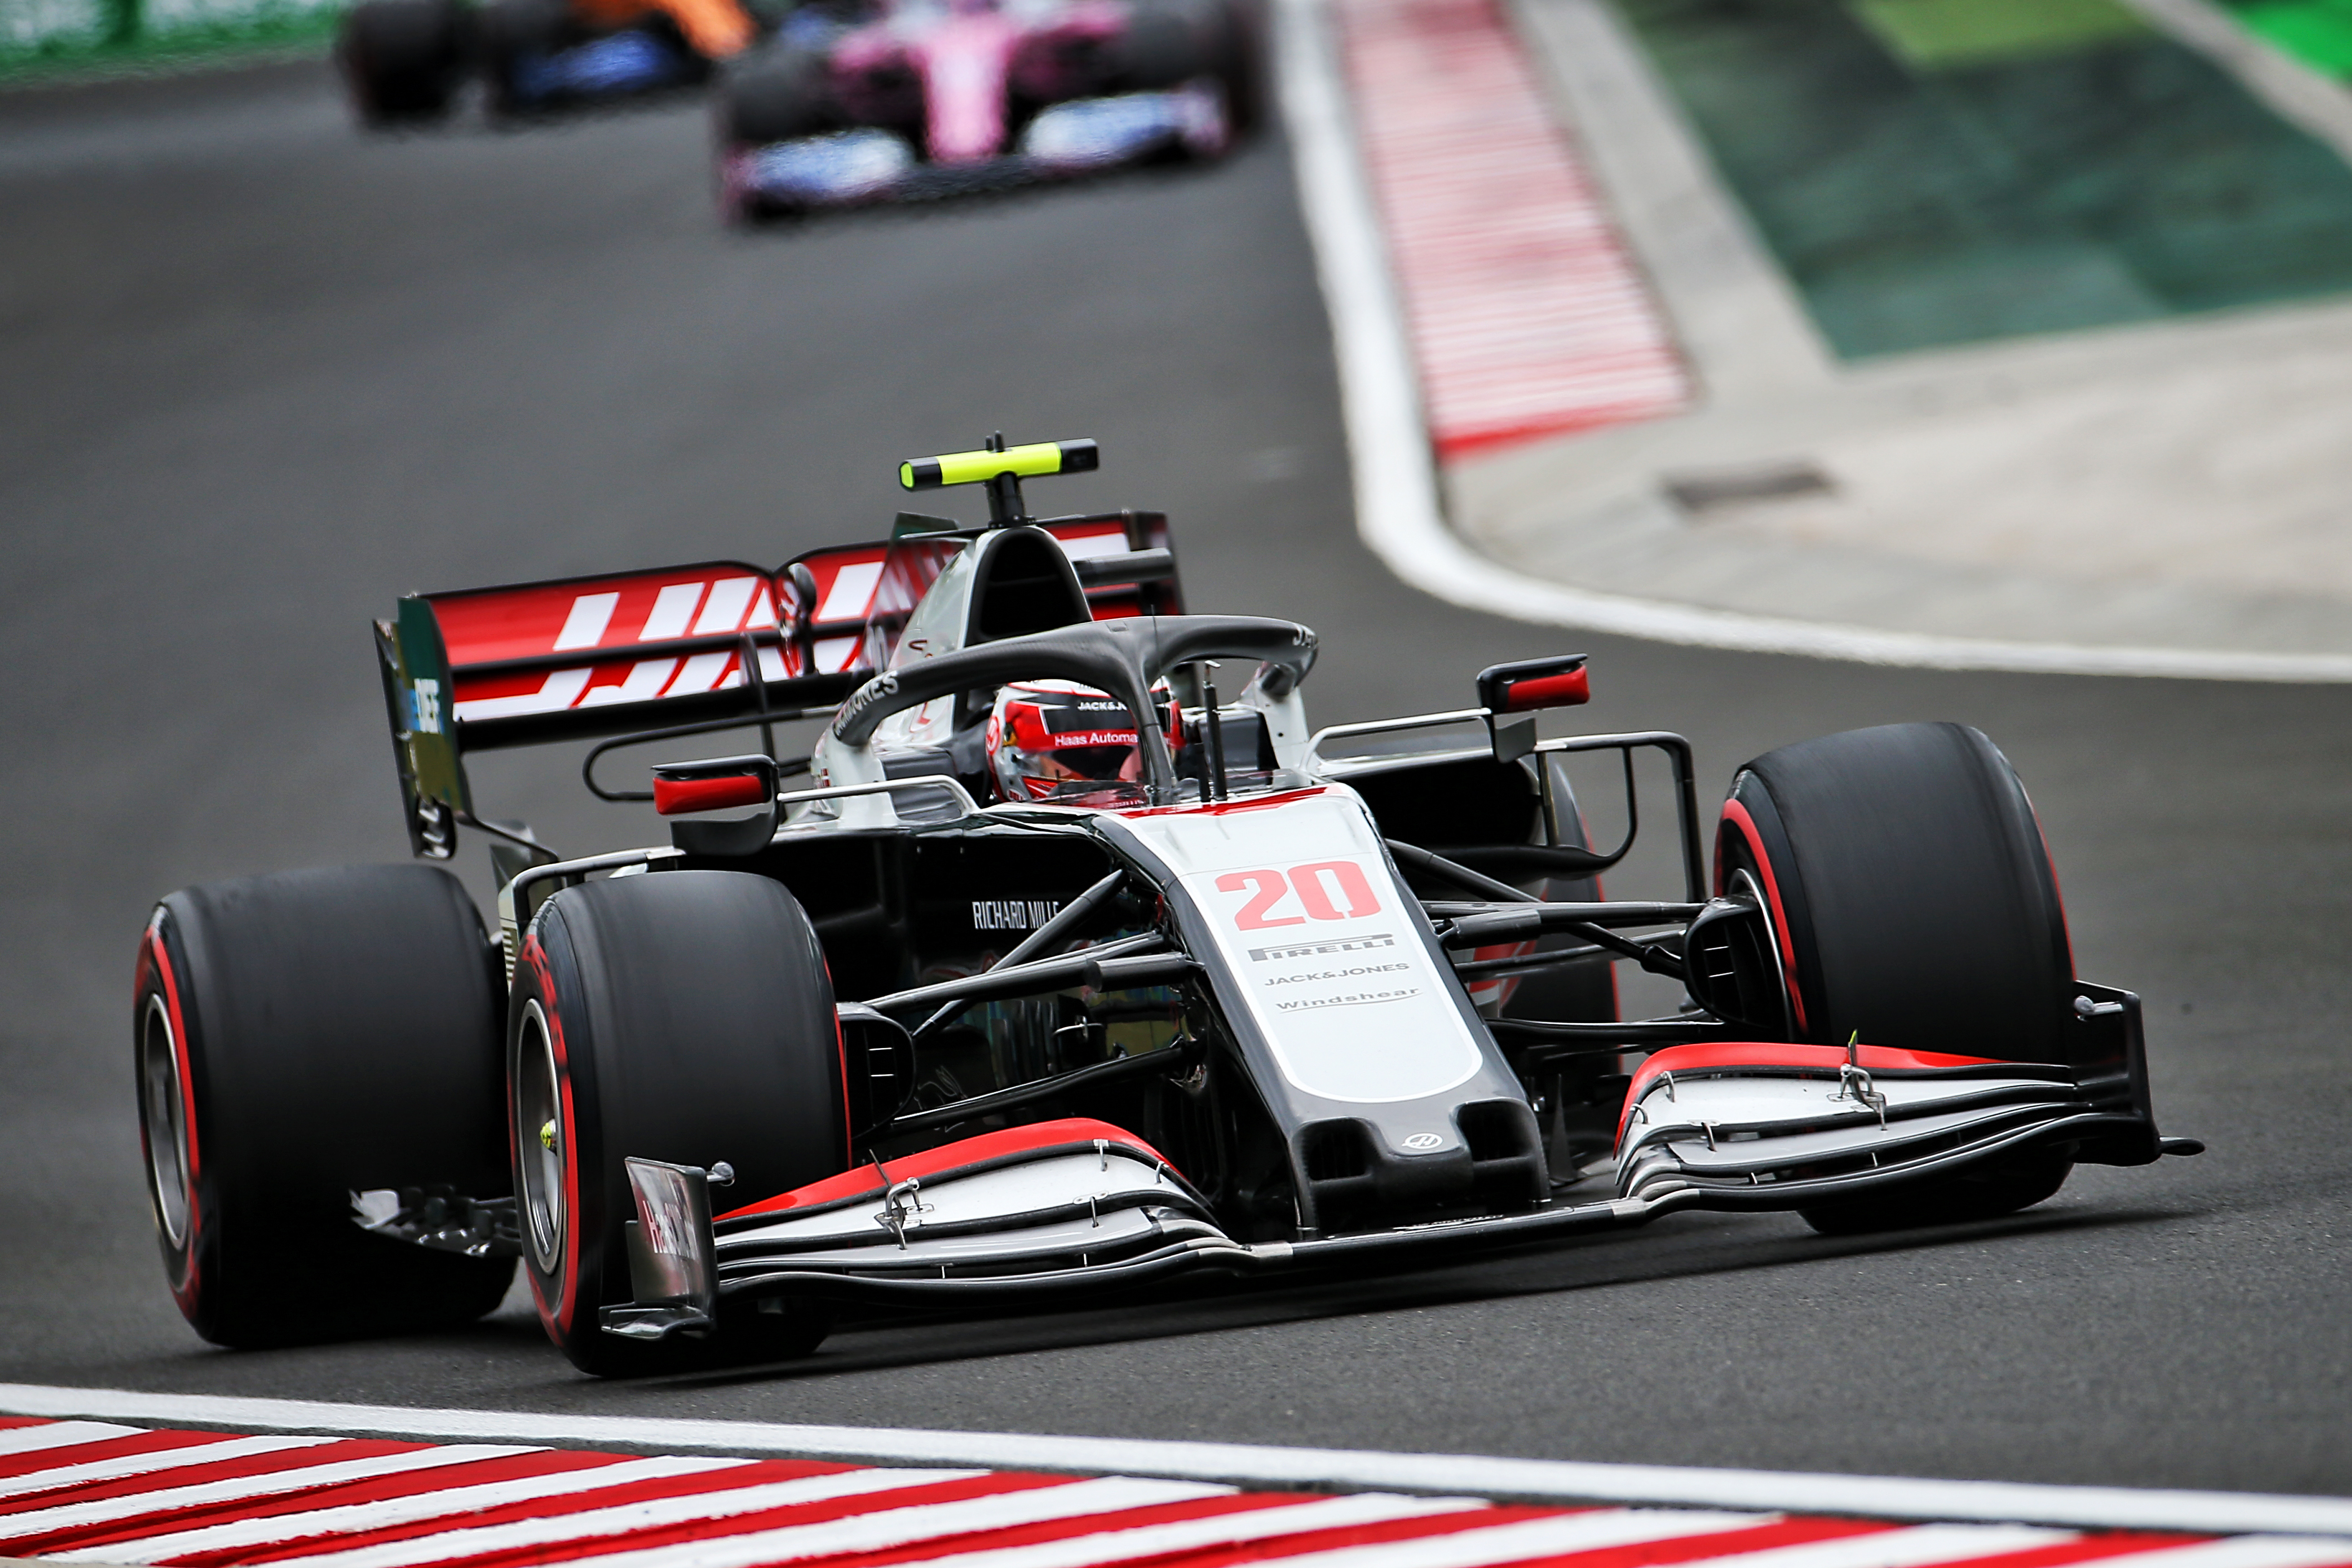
[1715,721,2077,1235]
[133,865,514,1348]
[338,0,473,124]
[1112,0,1198,88]
[479,0,571,117]
[1796,1145,2074,1237]
[510,869,846,1376]
[718,43,833,147]
[1117,0,1256,127]
[1206,0,1264,133]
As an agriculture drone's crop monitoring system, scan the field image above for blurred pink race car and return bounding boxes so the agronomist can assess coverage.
[715,0,1258,217]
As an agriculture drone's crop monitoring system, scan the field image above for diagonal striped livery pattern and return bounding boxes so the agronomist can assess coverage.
[435,516,1167,730]
[0,1418,2345,1568]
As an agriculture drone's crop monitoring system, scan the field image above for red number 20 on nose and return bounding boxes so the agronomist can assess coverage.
[1214,862,1384,930]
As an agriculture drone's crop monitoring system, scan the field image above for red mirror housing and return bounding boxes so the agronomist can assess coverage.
[653,771,770,816]
[652,755,780,858]
[1476,654,1590,715]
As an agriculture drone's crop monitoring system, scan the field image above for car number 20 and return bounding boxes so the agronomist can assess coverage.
[1214,861,1383,930]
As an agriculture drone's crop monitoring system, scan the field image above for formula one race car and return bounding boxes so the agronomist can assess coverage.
[133,437,2200,1369]
[338,0,762,123]
[713,0,1256,218]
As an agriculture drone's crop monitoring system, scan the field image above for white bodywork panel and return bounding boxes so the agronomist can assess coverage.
[1124,789,1483,1105]
[717,1149,1210,1272]
[730,1203,1196,1273]
[798,540,980,822]
[872,540,980,755]
[1618,1067,2080,1197]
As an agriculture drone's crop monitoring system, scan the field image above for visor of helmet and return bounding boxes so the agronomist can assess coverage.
[989,681,1180,802]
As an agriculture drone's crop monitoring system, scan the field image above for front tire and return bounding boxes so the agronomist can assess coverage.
[480,0,572,117]
[133,865,513,1348]
[1716,722,2078,1234]
[718,42,833,147]
[1117,0,1257,136]
[338,0,474,124]
[510,869,846,1375]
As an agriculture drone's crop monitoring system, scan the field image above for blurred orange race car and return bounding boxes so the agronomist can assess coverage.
[338,0,774,122]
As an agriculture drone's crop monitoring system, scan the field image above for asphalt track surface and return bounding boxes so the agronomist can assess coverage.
[3,58,2350,1506]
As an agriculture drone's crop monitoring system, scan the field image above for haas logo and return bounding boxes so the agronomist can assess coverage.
[410,678,443,736]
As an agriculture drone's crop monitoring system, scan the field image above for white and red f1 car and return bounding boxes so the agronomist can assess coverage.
[133,438,2200,1370]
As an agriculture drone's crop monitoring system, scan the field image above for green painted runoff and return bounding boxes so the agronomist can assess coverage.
[1613,0,2352,357]
[2225,0,2352,78]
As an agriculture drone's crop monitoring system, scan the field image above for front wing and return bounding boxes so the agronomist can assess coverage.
[724,84,1229,215]
[598,990,2183,1340]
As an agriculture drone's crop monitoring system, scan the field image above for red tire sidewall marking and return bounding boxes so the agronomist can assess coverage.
[1716,797,1808,1035]
[2030,808,2078,978]
[1465,941,1533,1011]
[826,954,852,1161]
[137,915,205,1313]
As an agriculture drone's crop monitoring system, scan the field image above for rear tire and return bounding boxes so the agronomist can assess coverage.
[1715,722,2078,1234]
[133,865,514,1348]
[338,0,473,124]
[510,869,846,1376]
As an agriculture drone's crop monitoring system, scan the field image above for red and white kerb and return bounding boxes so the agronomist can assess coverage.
[1337,0,1689,459]
[0,1415,2338,1568]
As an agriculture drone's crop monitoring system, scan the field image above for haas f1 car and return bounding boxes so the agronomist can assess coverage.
[715,0,1256,217]
[134,438,2199,1370]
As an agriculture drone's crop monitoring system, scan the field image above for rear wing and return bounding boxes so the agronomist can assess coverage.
[376,512,1181,858]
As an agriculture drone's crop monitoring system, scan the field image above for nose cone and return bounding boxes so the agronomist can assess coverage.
[920,14,1017,161]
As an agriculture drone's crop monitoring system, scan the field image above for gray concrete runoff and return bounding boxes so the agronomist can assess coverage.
[1457,0,2352,663]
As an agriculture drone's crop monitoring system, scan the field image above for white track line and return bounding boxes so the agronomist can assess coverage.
[880,1492,1488,1568]
[528,1478,1239,1568]
[259,1467,994,1568]
[0,1443,534,1544]
[0,1423,143,1460]
[45,1455,756,1564]
[3,1386,2351,1538]
[1269,0,2352,682]
[0,1434,336,1501]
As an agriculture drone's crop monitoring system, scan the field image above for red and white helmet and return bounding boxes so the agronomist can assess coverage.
[985,680,1177,804]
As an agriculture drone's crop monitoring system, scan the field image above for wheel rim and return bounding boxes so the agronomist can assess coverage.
[140,995,193,1250]
[517,1001,565,1274]
[1727,866,1796,1039]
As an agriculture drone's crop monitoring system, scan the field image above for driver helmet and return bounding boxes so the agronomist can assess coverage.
[985,680,1176,804]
